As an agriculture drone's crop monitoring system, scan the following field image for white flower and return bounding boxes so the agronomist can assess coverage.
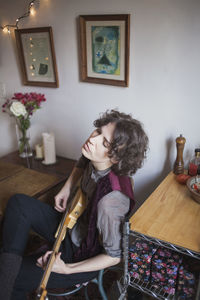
[10,102,27,117]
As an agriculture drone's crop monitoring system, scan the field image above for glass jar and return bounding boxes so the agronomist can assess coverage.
[188,148,200,176]
[15,123,33,158]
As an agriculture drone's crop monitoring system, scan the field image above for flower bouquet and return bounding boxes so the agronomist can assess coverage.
[2,92,46,157]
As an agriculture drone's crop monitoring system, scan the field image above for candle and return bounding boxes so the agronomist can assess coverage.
[42,132,56,165]
[35,144,44,159]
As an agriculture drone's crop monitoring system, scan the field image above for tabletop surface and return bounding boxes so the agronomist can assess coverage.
[130,172,200,253]
[0,154,77,222]
[0,160,24,181]
[1,151,76,179]
[0,160,62,214]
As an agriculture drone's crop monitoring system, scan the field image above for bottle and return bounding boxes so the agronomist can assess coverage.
[188,148,200,176]
[173,134,186,175]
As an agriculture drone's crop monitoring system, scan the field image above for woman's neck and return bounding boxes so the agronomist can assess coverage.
[91,161,113,171]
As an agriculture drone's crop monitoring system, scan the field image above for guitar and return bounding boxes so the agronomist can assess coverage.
[36,186,86,300]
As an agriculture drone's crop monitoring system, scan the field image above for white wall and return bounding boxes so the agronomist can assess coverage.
[0,0,200,207]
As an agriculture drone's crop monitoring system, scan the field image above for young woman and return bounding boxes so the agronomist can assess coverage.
[0,109,148,300]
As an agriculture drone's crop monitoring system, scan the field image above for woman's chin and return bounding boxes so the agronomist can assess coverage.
[81,147,90,159]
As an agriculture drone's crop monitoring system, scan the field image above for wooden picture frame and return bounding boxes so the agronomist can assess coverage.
[15,27,59,88]
[79,14,130,87]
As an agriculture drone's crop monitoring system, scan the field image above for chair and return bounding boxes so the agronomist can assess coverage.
[84,269,108,300]
[47,269,108,300]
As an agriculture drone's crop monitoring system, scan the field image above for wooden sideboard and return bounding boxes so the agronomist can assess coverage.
[0,151,76,222]
[1,151,76,179]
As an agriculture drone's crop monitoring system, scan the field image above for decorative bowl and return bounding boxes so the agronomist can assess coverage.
[186,176,200,204]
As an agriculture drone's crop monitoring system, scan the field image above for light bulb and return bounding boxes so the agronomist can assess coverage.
[30,7,36,16]
[3,27,8,33]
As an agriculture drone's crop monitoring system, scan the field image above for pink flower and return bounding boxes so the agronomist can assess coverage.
[2,92,46,119]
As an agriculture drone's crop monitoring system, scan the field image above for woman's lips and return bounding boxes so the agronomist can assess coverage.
[83,142,90,152]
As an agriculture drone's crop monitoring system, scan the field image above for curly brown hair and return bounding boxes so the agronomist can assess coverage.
[94,110,149,176]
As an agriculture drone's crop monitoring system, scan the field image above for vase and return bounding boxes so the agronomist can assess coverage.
[15,123,33,158]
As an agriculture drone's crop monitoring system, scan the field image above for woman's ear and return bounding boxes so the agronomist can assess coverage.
[111,157,119,165]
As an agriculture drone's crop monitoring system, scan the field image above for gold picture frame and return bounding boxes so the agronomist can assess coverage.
[79,14,130,87]
[15,27,59,88]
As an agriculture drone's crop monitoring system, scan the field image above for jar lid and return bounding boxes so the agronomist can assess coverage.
[195,148,200,153]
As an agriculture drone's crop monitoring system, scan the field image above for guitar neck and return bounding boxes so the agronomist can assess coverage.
[36,186,86,300]
[37,211,69,296]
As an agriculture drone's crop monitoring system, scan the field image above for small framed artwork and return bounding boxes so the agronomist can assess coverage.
[15,27,59,87]
[79,14,130,87]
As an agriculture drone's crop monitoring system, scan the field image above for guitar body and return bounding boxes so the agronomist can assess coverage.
[57,187,86,232]
[36,186,86,300]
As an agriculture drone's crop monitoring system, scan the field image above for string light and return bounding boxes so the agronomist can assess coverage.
[30,6,36,16]
[3,27,8,33]
[0,0,39,34]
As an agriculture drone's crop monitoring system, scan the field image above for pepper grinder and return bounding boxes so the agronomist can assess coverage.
[173,134,186,175]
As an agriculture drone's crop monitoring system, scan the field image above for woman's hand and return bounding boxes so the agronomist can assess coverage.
[54,166,83,212]
[36,251,68,274]
[54,187,70,212]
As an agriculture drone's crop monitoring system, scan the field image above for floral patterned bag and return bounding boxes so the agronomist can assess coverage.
[128,238,198,299]
[176,258,198,300]
[151,247,182,295]
[129,238,158,282]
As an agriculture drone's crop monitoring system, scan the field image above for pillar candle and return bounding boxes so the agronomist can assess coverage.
[35,144,44,159]
[42,132,56,165]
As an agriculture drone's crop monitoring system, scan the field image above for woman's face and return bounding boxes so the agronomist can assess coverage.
[82,122,116,170]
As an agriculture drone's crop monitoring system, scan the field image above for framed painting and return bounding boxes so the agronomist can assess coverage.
[79,14,130,87]
[15,27,59,87]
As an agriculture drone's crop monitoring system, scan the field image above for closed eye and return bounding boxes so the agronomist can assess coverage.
[96,127,111,148]
[96,128,101,134]
[90,128,101,139]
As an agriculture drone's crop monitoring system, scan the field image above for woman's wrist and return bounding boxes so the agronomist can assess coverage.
[62,181,71,193]
[64,263,76,274]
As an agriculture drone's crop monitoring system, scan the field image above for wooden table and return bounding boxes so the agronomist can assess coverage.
[0,151,76,221]
[1,151,76,179]
[128,171,200,300]
[130,171,200,255]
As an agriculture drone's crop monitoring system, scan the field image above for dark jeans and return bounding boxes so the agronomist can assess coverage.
[2,194,98,300]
